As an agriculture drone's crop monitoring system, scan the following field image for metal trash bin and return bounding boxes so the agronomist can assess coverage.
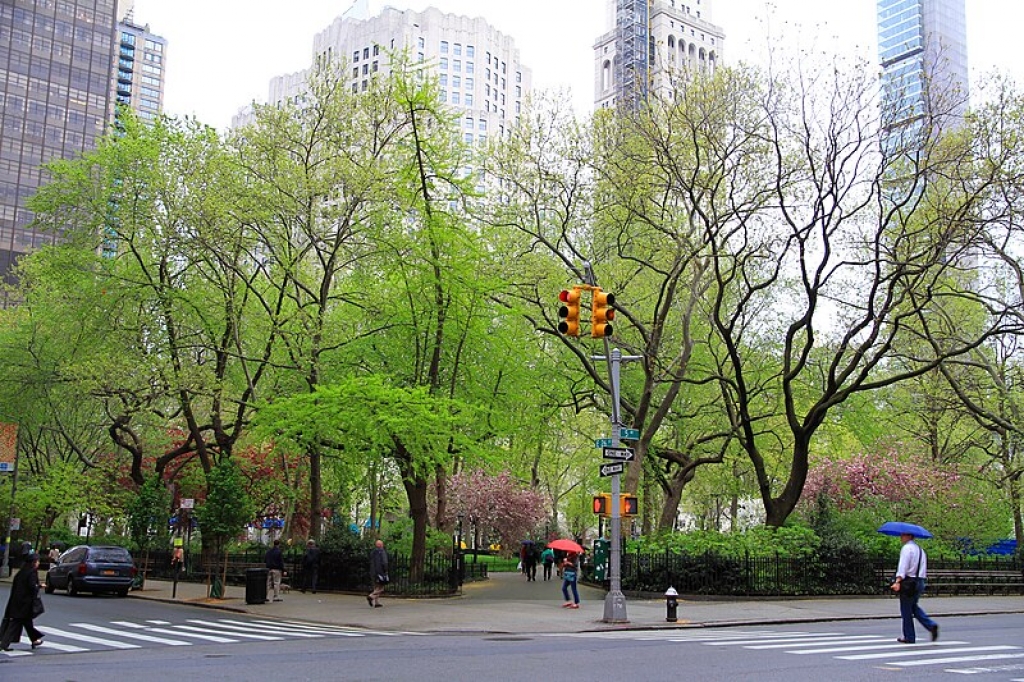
[245,567,268,604]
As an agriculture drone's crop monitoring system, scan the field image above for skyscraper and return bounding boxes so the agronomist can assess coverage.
[878,0,968,137]
[248,6,532,144]
[115,11,167,123]
[594,0,724,110]
[0,0,152,283]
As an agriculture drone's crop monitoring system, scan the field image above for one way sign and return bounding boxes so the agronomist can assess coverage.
[602,446,635,461]
[599,462,625,477]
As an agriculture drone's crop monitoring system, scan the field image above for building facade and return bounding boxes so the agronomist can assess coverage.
[252,6,532,144]
[878,0,968,135]
[594,0,724,110]
[115,11,167,122]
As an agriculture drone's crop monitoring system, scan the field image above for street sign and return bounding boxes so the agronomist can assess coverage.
[619,428,640,440]
[599,462,625,477]
[180,498,194,509]
[602,446,635,461]
[594,438,614,448]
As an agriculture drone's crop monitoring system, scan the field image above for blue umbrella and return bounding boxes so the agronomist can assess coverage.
[877,521,933,539]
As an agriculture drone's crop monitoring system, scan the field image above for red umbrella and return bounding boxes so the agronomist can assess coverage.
[547,539,584,554]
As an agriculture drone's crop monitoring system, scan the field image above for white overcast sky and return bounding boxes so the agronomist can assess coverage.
[132,0,1024,131]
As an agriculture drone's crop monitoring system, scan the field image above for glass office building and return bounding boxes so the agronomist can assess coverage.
[0,0,119,283]
[878,0,967,134]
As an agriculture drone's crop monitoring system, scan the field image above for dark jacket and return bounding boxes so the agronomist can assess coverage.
[265,545,285,572]
[370,546,388,581]
[302,546,320,570]
[3,562,40,621]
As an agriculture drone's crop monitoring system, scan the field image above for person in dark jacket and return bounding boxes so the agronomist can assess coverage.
[301,539,320,594]
[1,552,44,651]
[367,539,388,608]
[265,539,285,602]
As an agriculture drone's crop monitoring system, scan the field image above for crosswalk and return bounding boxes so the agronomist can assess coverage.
[554,628,1024,676]
[1,617,414,657]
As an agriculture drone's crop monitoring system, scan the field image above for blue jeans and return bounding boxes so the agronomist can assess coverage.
[899,578,936,642]
[561,578,579,604]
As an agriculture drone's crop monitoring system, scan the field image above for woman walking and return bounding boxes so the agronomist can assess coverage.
[1,552,44,651]
[560,553,580,609]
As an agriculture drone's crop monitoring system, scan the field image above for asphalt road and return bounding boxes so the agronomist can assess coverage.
[3,581,1023,682]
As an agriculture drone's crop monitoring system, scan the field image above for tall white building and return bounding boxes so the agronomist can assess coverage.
[594,0,724,110]
[247,6,532,143]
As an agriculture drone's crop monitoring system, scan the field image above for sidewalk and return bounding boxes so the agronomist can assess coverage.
[120,572,1024,635]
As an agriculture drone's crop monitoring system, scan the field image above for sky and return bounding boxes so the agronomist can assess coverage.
[131,0,1024,131]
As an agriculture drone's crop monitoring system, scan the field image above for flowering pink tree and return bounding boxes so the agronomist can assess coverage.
[800,444,1005,544]
[444,470,546,555]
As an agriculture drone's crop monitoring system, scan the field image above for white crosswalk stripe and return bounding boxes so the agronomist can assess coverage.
[554,628,1024,674]
[0,616,401,657]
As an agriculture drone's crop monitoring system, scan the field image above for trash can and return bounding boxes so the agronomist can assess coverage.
[245,568,268,604]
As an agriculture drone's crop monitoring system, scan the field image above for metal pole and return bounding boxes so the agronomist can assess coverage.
[603,348,628,623]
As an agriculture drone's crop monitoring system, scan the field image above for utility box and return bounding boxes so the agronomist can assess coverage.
[592,538,610,581]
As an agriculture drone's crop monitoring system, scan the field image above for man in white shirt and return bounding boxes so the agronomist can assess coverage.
[891,532,939,643]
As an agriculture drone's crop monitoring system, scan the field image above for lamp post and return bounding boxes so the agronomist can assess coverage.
[456,514,464,585]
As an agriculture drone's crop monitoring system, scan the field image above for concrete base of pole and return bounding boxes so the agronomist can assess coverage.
[603,589,629,623]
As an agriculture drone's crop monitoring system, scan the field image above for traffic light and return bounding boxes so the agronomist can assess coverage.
[558,288,582,337]
[621,494,638,517]
[591,288,615,338]
[592,493,611,516]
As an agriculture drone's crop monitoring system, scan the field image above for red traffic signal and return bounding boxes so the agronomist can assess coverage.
[558,288,582,337]
[593,493,611,516]
[591,288,615,338]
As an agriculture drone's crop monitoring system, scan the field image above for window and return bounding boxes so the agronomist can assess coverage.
[516,71,522,83]
[418,52,424,62]
[465,132,474,143]
[363,47,369,59]
[467,45,475,57]
[454,43,462,56]
[453,60,461,73]
[441,90,448,102]
[464,116,473,129]
[501,61,506,74]
[440,58,448,70]
[516,86,521,97]
[353,67,359,78]
[440,74,448,86]
[373,45,380,56]
[466,61,474,74]
[418,36,425,48]
[452,92,460,104]
[144,39,161,52]
[372,61,379,72]
[478,118,487,131]
[353,50,360,62]
[362,64,369,75]
[362,80,368,91]
[464,93,473,106]
[453,76,461,88]
[441,40,449,53]
[466,77,474,89]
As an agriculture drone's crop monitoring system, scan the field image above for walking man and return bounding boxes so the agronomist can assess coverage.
[367,539,388,608]
[265,539,285,602]
[301,539,320,594]
[892,531,938,643]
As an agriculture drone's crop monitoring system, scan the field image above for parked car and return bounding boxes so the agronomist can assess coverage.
[45,545,136,597]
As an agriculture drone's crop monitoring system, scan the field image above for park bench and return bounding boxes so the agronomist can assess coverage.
[925,568,1024,596]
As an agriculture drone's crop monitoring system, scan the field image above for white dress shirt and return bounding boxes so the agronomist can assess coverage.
[896,540,928,579]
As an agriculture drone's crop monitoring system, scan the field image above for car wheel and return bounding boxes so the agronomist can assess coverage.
[44,581,55,594]
[68,579,78,596]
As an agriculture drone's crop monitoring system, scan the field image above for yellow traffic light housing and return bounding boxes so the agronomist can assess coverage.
[591,288,616,338]
[621,494,638,517]
[592,493,612,516]
[558,288,582,337]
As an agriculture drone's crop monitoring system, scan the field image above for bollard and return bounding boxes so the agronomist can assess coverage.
[665,586,679,623]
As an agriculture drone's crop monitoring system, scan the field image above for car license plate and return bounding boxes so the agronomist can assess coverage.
[102,569,116,576]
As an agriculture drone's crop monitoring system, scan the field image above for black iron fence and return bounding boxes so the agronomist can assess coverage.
[603,551,1024,597]
[137,548,463,597]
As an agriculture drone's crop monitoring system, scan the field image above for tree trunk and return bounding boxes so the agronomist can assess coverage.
[403,475,429,583]
[657,466,695,532]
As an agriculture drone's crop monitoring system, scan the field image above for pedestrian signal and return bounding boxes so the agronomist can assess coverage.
[621,494,638,517]
[592,493,612,516]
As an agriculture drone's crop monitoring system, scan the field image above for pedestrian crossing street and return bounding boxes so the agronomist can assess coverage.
[554,628,1024,676]
[1,617,416,657]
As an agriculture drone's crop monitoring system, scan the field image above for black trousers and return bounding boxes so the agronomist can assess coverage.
[1,617,43,649]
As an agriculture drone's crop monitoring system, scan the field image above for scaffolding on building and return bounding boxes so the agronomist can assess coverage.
[613,0,652,108]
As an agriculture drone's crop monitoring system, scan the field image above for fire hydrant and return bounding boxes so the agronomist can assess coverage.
[665,586,679,622]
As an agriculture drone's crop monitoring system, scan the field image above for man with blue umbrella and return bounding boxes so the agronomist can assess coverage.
[880,521,939,644]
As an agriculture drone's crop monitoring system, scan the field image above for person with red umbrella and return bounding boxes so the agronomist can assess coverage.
[548,539,583,609]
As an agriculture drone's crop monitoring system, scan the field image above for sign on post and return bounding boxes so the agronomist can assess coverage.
[619,428,640,440]
[594,438,614,448]
[602,446,635,461]
[599,462,625,477]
